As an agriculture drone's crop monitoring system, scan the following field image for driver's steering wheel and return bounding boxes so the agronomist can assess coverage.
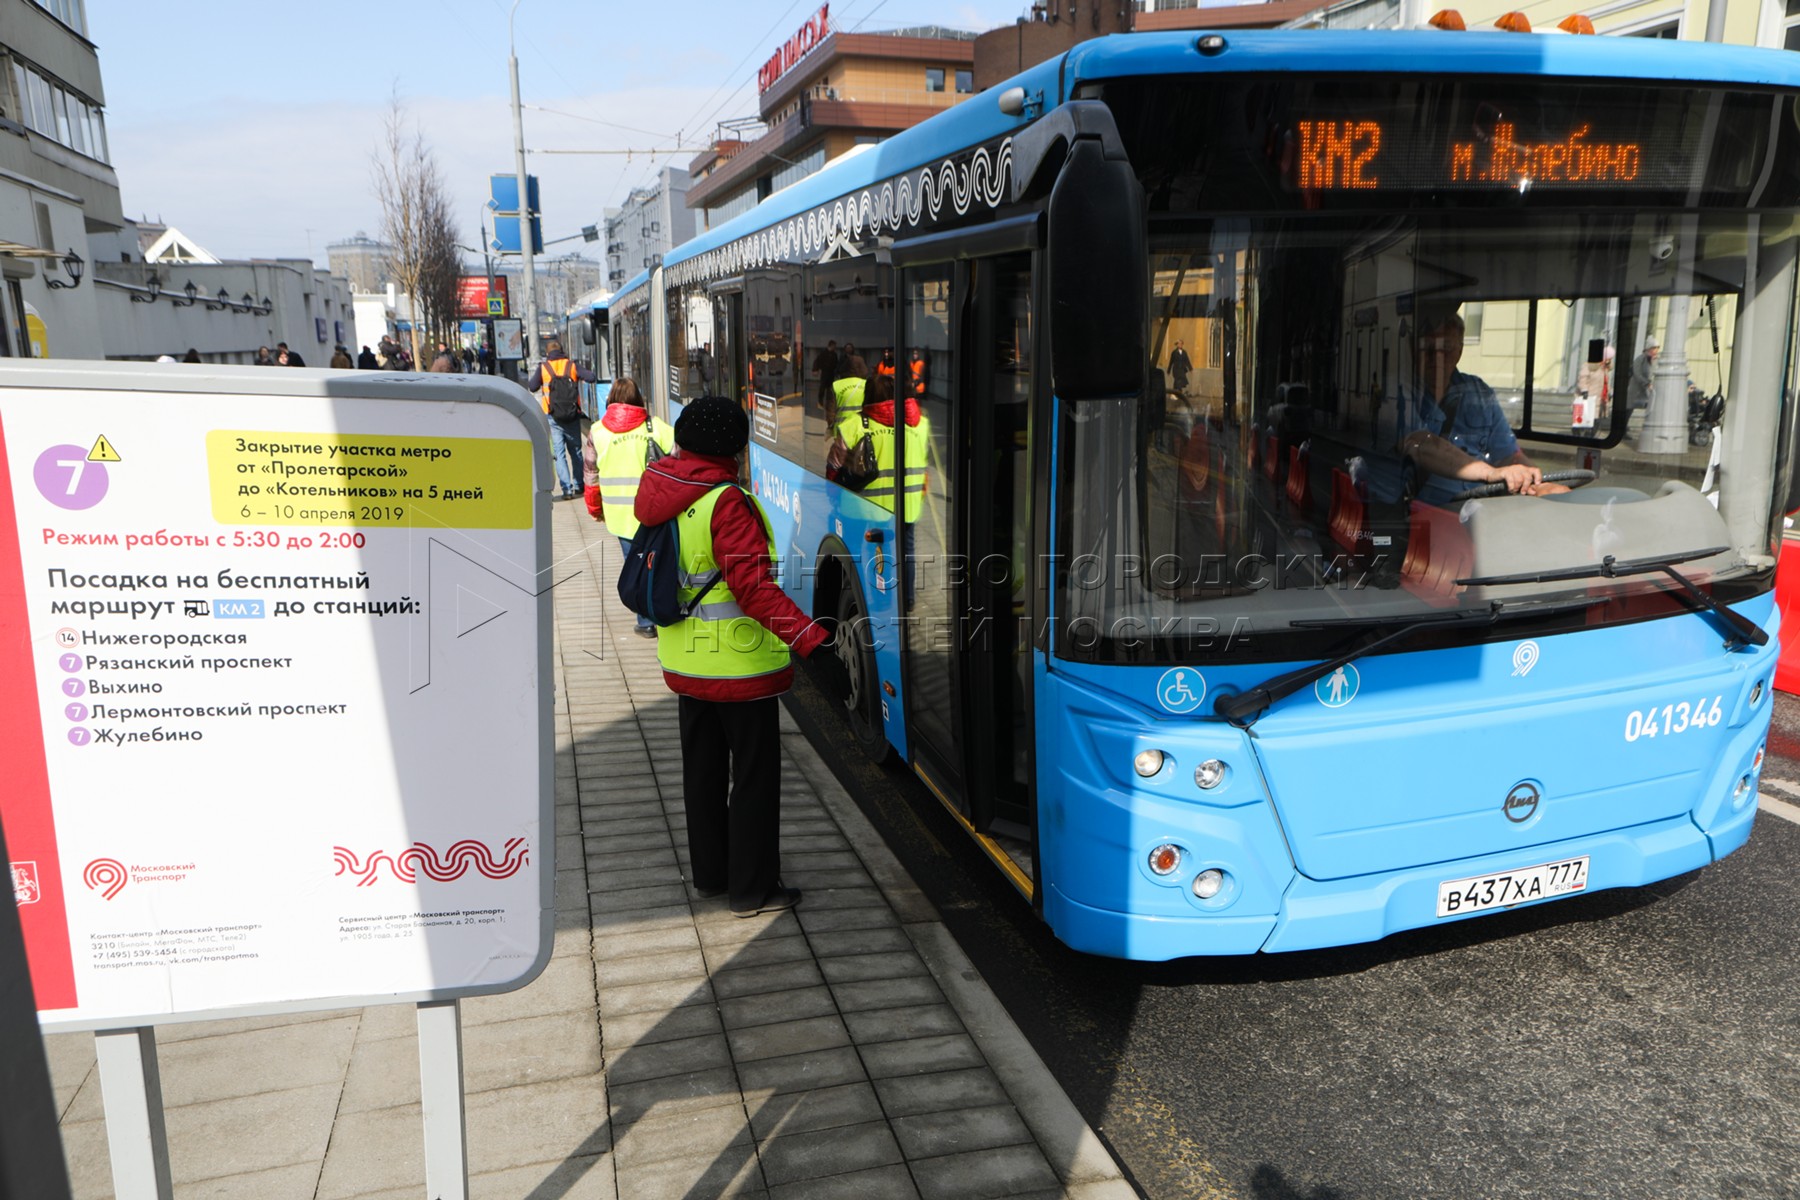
[1447,469,1596,503]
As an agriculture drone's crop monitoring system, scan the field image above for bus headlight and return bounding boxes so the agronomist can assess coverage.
[1194,759,1226,790]
[1133,750,1166,778]
[1191,869,1225,899]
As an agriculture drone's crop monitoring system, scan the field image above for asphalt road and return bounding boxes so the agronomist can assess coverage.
[786,673,1800,1200]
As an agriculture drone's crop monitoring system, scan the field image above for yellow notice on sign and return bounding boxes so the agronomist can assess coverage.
[205,430,533,529]
[88,434,121,462]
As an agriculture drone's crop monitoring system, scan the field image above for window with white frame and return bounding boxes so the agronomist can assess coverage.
[10,59,108,162]
[30,0,86,36]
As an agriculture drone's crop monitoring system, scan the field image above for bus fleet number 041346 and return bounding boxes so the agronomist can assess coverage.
[1624,697,1724,742]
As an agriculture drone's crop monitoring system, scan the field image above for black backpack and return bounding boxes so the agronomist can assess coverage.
[618,481,732,627]
[546,362,582,422]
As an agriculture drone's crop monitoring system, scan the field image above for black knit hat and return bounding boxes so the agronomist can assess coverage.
[675,396,748,457]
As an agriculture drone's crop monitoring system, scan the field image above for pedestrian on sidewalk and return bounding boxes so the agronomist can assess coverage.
[529,339,596,500]
[633,396,848,916]
[585,377,672,637]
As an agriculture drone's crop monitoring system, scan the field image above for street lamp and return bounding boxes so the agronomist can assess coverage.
[171,280,198,307]
[205,288,230,311]
[45,248,83,289]
[130,273,161,303]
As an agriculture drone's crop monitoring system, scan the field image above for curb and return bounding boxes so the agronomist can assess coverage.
[783,726,1138,1197]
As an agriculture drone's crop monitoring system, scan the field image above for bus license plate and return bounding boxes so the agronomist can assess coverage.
[1436,856,1588,918]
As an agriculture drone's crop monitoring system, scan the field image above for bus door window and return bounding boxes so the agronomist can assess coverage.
[707,289,741,404]
[900,263,960,784]
[665,284,691,400]
[976,254,1034,818]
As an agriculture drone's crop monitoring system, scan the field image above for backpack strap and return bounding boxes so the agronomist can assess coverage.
[676,480,735,618]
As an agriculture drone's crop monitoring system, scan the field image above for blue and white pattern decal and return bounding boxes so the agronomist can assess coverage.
[666,140,1013,287]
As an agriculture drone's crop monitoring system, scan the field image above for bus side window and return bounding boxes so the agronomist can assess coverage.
[804,259,896,481]
[745,266,813,467]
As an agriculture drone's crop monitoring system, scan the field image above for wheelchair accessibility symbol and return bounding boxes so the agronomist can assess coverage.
[1156,668,1207,714]
[1315,663,1361,708]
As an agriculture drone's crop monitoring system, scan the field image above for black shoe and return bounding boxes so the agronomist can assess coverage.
[633,625,657,639]
[734,884,801,918]
[693,883,726,899]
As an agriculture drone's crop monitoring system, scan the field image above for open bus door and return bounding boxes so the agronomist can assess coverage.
[897,251,1036,839]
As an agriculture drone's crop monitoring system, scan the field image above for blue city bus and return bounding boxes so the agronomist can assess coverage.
[611,28,1800,959]
[557,289,616,417]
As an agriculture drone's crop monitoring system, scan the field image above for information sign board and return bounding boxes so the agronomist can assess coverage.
[492,320,525,362]
[490,216,544,257]
[456,276,509,320]
[0,363,553,1032]
[488,174,540,217]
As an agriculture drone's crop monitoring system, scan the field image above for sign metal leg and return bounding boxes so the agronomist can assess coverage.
[417,999,469,1200]
[94,1026,174,1200]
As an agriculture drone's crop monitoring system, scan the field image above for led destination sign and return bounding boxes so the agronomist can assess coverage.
[1292,110,1677,193]
[1296,120,1645,190]
[1105,78,1800,212]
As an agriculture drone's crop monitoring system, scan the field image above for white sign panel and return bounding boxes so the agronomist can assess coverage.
[0,364,553,1032]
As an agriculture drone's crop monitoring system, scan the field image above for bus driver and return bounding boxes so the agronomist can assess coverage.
[1395,311,1567,503]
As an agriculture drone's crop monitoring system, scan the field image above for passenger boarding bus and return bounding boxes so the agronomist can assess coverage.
[611,28,1800,959]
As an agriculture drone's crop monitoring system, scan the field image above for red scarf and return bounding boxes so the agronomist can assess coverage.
[863,398,922,427]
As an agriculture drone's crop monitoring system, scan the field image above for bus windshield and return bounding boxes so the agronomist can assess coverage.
[1058,108,1800,664]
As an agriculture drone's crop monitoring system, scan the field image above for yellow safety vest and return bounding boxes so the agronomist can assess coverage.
[832,377,866,421]
[591,415,674,539]
[656,486,791,682]
[835,413,929,520]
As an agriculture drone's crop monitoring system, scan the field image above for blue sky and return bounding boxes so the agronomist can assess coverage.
[88,0,1033,266]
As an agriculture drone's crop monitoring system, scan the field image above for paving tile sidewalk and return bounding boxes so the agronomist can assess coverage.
[42,500,1134,1199]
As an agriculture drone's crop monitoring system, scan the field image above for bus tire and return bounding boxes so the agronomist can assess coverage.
[836,583,891,765]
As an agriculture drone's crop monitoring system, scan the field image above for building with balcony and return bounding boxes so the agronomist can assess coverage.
[0,0,120,357]
[604,167,694,291]
[685,22,979,231]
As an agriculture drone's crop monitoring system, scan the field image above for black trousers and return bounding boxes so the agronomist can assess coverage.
[678,694,781,909]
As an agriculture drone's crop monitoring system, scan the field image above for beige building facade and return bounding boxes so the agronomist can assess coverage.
[686,17,978,231]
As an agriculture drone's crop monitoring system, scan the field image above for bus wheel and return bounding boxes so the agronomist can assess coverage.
[836,584,891,764]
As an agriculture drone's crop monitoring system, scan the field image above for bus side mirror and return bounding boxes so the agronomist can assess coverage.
[1047,137,1147,400]
[577,320,595,346]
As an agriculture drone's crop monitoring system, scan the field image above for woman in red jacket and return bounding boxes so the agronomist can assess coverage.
[633,396,845,915]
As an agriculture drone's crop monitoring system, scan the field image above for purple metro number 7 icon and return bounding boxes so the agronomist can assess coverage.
[33,443,109,511]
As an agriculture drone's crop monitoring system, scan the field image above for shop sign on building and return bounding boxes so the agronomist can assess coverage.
[759,3,830,93]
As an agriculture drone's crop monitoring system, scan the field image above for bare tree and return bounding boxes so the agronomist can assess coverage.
[371,96,459,368]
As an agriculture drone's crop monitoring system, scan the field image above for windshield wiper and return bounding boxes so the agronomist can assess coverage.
[1211,597,1608,729]
[1458,547,1767,650]
[1456,546,1725,588]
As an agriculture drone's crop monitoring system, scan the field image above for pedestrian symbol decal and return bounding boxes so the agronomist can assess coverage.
[1315,663,1360,708]
[88,434,121,463]
[1156,668,1207,714]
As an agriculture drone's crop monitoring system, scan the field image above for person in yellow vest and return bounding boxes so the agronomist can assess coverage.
[830,372,865,427]
[584,377,673,637]
[633,397,847,916]
[832,374,929,520]
[833,374,929,602]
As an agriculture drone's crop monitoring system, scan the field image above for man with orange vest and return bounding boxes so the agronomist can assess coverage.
[529,340,596,500]
[907,347,927,399]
